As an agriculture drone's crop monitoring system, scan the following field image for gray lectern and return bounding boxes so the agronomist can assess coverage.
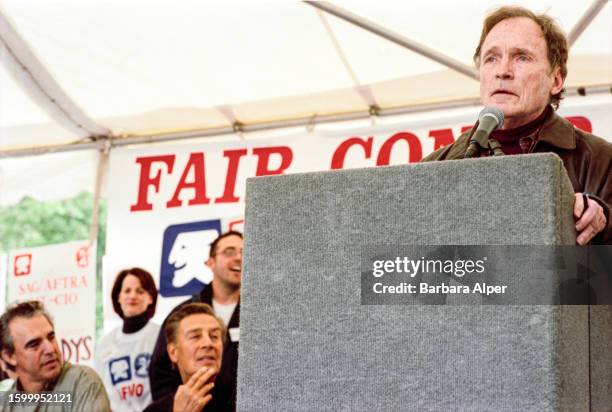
[237,154,611,411]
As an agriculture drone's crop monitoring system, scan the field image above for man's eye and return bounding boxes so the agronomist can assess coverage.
[484,56,496,63]
[517,54,530,61]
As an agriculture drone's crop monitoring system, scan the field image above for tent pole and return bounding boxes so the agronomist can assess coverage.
[88,142,109,246]
[568,0,609,46]
[315,9,380,112]
[1,84,610,159]
[303,1,478,80]
[0,7,109,138]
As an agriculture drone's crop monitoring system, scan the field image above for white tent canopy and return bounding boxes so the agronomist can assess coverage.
[1,0,610,158]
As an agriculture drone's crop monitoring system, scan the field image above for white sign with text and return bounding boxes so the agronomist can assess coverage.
[104,97,612,327]
[7,241,96,367]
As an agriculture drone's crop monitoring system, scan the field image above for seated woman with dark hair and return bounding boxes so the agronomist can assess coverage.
[95,267,160,412]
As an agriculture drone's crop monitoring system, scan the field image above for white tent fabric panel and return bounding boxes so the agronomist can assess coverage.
[0,64,54,127]
[0,5,109,142]
[1,1,359,119]
[0,0,610,153]
[0,64,89,148]
[0,149,99,205]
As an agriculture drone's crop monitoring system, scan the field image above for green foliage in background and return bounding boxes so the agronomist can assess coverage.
[0,192,106,339]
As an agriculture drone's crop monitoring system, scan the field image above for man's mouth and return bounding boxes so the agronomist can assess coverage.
[230,266,241,273]
[492,88,517,97]
[41,358,59,369]
[196,355,217,364]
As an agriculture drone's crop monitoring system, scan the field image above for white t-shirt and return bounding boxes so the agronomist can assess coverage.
[0,378,14,392]
[94,321,160,412]
[212,299,237,327]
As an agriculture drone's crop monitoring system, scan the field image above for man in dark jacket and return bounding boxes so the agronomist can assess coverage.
[144,303,232,412]
[422,6,611,244]
[149,231,242,410]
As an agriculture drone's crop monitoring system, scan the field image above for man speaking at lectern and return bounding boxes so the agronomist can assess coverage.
[423,6,611,245]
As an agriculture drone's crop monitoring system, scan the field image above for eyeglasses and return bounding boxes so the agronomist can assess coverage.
[214,247,243,258]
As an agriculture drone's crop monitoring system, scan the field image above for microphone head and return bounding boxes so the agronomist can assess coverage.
[478,106,504,129]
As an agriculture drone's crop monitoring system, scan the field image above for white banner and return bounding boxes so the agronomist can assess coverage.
[105,97,612,327]
[7,241,96,366]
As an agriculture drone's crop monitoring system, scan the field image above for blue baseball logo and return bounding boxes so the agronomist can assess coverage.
[109,356,131,385]
[160,219,222,297]
[134,353,151,377]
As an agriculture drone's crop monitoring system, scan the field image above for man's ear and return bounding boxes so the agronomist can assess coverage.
[167,342,178,364]
[550,66,564,95]
[205,257,214,269]
[1,349,17,369]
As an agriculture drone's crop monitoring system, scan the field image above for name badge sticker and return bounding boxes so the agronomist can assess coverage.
[229,327,240,342]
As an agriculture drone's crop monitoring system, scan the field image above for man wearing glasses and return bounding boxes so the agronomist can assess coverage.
[150,231,243,411]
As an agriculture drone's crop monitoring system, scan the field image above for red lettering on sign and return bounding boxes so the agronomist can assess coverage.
[166,153,211,208]
[428,129,455,151]
[376,132,423,165]
[130,155,175,211]
[229,219,244,232]
[127,115,597,212]
[215,149,248,203]
[120,384,144,400]
[14,254,32,276]
[46,278,57,290]
[253,146,293,176]
[48,292,78,306]
[75,246,89,268]
[330,137,373,170]
[566,116,592,133]
[61,336,93,364]
[22,283,40,294]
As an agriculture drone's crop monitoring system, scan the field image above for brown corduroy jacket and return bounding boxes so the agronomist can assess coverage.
[422,109,612,244]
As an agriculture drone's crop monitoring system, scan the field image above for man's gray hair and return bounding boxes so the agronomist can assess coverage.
[165,302,226,346]
[0,300,54,356]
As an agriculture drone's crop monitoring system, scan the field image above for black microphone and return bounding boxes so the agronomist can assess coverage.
[464,107,505,158]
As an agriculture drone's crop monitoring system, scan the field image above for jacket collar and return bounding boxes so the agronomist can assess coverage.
[200,281,214,303]
[199,281,241,330]
[536,108,576,150]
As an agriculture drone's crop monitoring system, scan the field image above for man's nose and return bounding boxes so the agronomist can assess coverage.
[41,338,56,354]
[199,335,213,348]
[495,57,513,80]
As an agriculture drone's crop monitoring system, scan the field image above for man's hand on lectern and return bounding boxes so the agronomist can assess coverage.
[574,193,606,245]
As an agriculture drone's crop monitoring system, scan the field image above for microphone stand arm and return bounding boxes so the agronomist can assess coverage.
[464,121,491,158]
[488,138,504,156]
